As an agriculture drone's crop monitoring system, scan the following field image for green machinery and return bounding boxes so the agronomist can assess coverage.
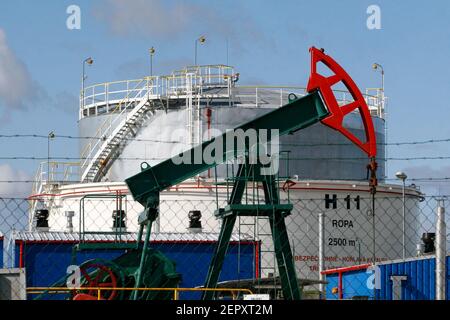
[35,197,181,301]
[125,47,378,300]
[36,252,180,300]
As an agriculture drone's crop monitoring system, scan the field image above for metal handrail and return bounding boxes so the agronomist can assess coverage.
[80,65,235,116]
[81,80,385,119]
[31,162,81,193]
[29,161,81,224]
[27,286,254,300]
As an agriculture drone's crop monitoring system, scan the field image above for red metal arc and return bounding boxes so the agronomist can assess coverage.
[306,47,377,158]
[76,263,119,300]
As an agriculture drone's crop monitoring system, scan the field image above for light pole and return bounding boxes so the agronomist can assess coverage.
[81,57,94,110]
[194,35,206,66]
[47,131,55,182]
[373,62,386,178]
[396,171,407,260]
[372,63,385,111]
[149,47,155,76]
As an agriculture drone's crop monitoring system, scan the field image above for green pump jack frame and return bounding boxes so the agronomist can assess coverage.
[202,162,300,300]
[125,90,330,300]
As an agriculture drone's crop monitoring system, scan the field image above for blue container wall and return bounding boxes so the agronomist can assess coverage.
[15,241,257,300]
[325,271,374,300]
[325,274,338,300]
[376,257,450,300]
[343,270,374,299]
[325,257,450,300]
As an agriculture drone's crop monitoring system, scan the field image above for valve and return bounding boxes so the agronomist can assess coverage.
[75,262,120,300]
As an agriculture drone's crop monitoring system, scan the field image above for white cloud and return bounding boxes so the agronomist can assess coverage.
[0,28,41,115]
[0,164,31,198]
[93,0,199,38]
[92,0,272,52]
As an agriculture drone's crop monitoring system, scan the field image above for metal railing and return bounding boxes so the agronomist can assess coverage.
[30,161,81,220]
[31,161,80,198]
[27,286,254,300]
[365,87,386,118]
[81,82,385,119]
[80,65,235,118]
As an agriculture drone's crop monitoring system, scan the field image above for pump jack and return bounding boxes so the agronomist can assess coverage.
[125,47,378,300]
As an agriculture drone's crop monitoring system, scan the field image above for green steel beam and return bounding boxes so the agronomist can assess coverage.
[215,204,293,218]
[201,214,237,300]
[125,91,328,206]
[268,208,302,300]
[262,175,301,299]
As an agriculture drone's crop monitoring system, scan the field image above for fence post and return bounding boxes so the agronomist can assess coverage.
[435,199,446,300]
[318,212,326,299]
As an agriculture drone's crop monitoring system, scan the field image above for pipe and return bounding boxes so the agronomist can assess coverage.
[65,211,74,233]
[206,108,212,178]
[435,199,446,300]
[402,179,406,260]
[28,185,421,200]
[19,241,24,268]
[318,212,325,298]
[254,241,260,279]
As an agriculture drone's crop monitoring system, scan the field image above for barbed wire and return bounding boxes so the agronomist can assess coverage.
[3,177,450,184]
[1,133,450,147]
[1,155,450,161]
[0,134,180,144]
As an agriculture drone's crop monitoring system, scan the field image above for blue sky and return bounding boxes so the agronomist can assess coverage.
[0,0,450,197]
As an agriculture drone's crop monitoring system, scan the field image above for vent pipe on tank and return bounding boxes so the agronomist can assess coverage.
[435,199,446,300]
[65,211,75,233]
[415,243,424,257]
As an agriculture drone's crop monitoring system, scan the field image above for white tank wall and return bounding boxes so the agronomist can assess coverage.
[47,180,422,280]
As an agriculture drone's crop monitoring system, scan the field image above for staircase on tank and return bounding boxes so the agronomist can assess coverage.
[79,66,236,183]
[81,96,165,183]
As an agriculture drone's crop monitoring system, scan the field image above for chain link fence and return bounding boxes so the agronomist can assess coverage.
[0,192,448,300]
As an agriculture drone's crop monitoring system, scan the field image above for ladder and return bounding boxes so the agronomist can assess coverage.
[238,215,277,279]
